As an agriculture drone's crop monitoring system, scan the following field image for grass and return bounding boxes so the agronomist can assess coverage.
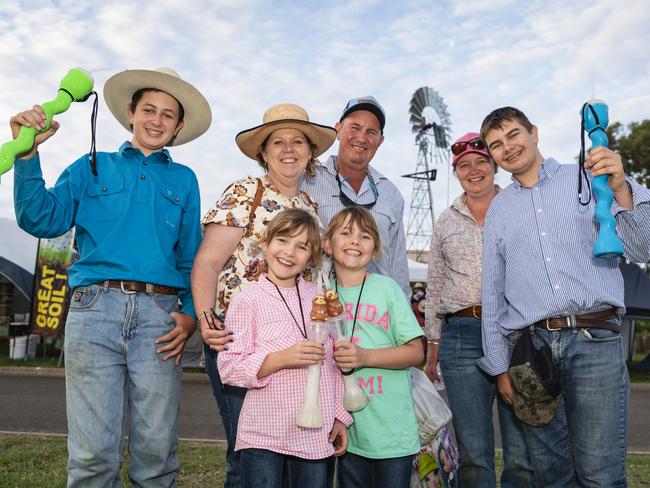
[2,435,650,487]
[0,435,227,487]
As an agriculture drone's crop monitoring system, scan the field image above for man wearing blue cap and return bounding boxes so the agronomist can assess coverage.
[302,96,410,297]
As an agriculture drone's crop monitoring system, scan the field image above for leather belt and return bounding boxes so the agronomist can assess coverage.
[104,280,178,296]
[447,305,482,319]
[533,308,619,333]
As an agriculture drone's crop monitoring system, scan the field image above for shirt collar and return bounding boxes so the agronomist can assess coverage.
[119,141,173,165]
[324,155,386,182]
[451,185,501,221]
[510,157,560,189]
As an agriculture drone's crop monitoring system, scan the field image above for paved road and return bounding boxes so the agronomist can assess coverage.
[1,370,649,452]
[0,370,222,441]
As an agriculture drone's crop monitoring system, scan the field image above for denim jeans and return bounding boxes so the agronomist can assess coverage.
[64,283,182,487]
[336,452,412,488]
[506,325,629,487]
[439,316,536,488]
[240,448,330,488]
[204,342,247,487]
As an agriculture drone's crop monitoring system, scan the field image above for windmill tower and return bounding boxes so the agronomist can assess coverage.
[403,87,452,262]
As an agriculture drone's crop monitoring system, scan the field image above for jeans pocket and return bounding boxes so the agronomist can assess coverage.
[152,293,180,314]
[69,285,103,310]
[579,327,620,342]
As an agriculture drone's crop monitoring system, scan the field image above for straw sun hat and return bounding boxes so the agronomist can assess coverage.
[235,103,336,160]
[103,67,212,146]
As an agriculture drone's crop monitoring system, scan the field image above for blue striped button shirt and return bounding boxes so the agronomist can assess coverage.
[478,158,650,375]
[300,155,410,297]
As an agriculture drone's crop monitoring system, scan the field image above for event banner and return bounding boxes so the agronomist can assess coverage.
[30,229,75,338]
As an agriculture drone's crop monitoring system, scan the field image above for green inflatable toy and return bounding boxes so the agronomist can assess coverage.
[0,68,94,182]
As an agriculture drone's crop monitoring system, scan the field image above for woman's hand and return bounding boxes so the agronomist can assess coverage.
[424,341,440,382]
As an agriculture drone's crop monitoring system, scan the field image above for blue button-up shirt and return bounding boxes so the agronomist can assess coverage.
[301,155,410,297]
[13,142,201,317]
[478,158,650,375]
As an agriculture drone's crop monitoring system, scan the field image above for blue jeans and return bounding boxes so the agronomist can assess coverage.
[336,452,412,488]
[439,316,536,488]
[240,448,330,488]
[506,325,629,487]
[64,283,182,487]
[204,342,247,487]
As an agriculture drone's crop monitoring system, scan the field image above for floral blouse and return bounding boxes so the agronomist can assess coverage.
[202,175,321,317]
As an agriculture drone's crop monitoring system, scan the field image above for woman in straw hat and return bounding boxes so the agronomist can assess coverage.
[191,103,336,487]
[11,67,211,486]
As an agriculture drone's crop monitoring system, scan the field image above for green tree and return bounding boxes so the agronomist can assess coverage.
[607,120,650,187]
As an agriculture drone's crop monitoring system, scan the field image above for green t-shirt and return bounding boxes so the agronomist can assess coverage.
[337,273,424,459]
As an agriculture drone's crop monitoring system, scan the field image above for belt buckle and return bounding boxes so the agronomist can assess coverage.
[472,305,480,319]
[120,281,137,294]
[545,316,570,331]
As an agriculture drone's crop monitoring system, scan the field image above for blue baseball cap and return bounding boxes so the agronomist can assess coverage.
[339,96,386,131]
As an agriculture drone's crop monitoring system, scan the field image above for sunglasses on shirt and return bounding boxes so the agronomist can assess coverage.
[335,172,378,209]
[451,137,486,156]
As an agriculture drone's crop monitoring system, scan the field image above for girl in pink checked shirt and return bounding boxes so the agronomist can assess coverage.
[218,209,352,488]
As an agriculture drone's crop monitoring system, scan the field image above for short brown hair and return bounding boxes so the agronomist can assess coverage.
[324,207,381,258]
[264,209,322,266]
[255,133,319,177]
[480,107,534,141]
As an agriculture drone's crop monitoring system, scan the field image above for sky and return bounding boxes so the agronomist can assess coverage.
[1,0,649,249]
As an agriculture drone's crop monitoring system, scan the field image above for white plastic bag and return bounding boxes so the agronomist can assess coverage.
[411,367,452,445]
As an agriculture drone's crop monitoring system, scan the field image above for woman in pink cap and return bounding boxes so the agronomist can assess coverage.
[423,133,536,487]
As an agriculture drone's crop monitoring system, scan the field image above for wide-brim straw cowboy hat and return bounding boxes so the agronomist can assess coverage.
[103,67,212,146]
[235,103,336,160]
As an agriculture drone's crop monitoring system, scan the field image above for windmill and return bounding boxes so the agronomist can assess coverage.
[402,87,452,262]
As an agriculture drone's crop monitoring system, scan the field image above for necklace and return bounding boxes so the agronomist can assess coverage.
[335,274,367,341]
[266,275,307,339]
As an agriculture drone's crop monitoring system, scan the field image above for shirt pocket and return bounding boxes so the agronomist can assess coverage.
[155,186,185,236]
[81,175,125,222]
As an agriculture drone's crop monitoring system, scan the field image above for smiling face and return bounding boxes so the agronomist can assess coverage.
[335,110,384,173]
[128,90,184,155]
[324,218,377,273]
[261,128,312,187]
[262,227,312,287]
[484,119,543,186]
[455,152,496,198]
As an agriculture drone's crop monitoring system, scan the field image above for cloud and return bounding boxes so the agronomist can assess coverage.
[0,0,648,259]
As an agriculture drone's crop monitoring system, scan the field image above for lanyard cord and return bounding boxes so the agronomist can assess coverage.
[578,102,595,206]
[267,275,307,339]
[335,274,367,341]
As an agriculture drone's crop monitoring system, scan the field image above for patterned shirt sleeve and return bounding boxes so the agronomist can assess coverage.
[424,223,445,340]
[202,176,259,228]
[218,291,273,389]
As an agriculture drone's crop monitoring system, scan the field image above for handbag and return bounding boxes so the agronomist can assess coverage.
[411,367,452,445]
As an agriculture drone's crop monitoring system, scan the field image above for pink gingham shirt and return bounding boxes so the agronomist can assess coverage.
[218,275,353,459]
[424,188,500,340]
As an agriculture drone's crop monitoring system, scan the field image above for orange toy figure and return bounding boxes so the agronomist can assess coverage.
[310,295,329,321]
[325,289,344,317]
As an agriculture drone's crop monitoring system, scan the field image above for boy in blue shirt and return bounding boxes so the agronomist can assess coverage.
[10,67,211,487]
